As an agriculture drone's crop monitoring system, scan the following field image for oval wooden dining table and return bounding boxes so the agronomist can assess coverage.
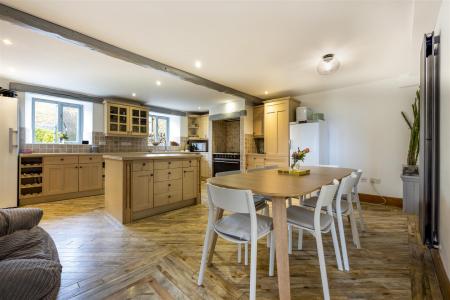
[206,166,354,300]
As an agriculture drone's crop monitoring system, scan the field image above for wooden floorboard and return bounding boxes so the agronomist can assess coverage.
[23,185,443,299]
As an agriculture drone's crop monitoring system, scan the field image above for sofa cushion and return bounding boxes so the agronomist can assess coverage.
[0,226,60,263]
[0,208,43,236]
[0,258,61,300]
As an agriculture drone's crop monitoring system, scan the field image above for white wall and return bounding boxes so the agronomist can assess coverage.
[435,0,450,278]
[209,99,245,116]
[244,105,254,134]
[298,78,416,198]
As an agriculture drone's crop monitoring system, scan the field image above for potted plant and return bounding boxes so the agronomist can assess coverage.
[58,132,69,144]
[291,147,310,169]
[401,89,420,175]
[400,89,420,214]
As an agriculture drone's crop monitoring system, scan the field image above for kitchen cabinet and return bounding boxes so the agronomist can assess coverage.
[200,153,211,179]
[79,163,103,191]
[253,105,264,137]
[131,170,154,212]
[21,154,104,205]
[182,166,198,200]
[246,154,265,169]
[263,97,300,167]
[43,164,79,195]
[188,114,209,139]
[104,100,149,137]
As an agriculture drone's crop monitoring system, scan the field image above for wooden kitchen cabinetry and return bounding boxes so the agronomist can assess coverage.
[19,154,104,205]
[253,105,264,137]
[188,114,209,139]
[104,154,201,224]
[264,97,300,167]
[200,152,211,179]
[104,100,149,137]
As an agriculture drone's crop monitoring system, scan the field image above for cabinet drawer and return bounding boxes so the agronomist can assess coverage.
[79,155,102,164]
[132,160,154,172]
[154,191,182,207]
[154,160,183,170]
[264,155,289,167]
[154,179,182,194]
[44,156,78,165]
[154,168,182,182]
[182,159,198,168]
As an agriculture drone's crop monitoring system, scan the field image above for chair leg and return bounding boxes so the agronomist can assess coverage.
[269,232,275,276]
[330,220,343,271]
[315,231,330,300]
[297,228,303,250]
[237,244,242,263]
[249,236,258,300]
[288,224,293,254]
[245,243,249,265]
[265,207,270,248]
[336,213,350,271]
[198,224,213,285]
[355,193,367,231]
[349,212,361,249]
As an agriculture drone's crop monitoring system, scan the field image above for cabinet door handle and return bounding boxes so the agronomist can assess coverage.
[142,163,146,166]
[79,166,82,169]
[168,195,171,198]
[60,158,64,161]
[168,183,171,187]
[168,172,171,175]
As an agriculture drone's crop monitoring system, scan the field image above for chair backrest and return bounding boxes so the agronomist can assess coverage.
[353,169,363,192]
[207,183,255,215]
[316,179,340,208]
[247,165,278,173]
[215,170,241,177]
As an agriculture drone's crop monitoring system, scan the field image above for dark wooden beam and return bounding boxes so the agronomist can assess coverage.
[0,3,262,105]
[10,82,188,116]
[10,82,104,103]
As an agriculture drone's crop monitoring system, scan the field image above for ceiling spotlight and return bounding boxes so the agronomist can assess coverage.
[156,80,161,86]
[195,60,202,69]
[8,67,15,73]
[132,93,136,97]
[197,106,201,110]
[2,39,12,46]
[317,53,340,75]
[264,91,269,95]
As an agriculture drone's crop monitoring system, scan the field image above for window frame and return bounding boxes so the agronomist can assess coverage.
[149,114,170,146]
[32,97,84,144]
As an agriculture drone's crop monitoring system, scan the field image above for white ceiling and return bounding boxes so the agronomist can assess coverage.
[0,0,442,110]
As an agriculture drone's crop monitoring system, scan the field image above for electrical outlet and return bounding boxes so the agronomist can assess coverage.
[370,178,381,184]
[360,177,368,183]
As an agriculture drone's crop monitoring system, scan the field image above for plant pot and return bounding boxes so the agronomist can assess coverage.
[401,174,420,214]
[402,164,418,176]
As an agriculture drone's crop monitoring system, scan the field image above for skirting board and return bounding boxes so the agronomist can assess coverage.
[358,193,403,208]
[19,189,104,206]
[431,249,450,299]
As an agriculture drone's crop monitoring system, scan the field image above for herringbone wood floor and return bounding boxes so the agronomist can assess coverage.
[25,184,442,299]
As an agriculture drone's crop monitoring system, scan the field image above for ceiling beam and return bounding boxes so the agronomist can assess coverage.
[0,3,263,105]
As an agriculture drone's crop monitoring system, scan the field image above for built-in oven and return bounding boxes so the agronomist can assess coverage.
[188,139,208,152]
[212,153,240,176]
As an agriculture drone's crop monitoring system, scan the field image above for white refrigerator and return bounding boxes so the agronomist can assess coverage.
[289,121,329,166]
[0,96,19,208]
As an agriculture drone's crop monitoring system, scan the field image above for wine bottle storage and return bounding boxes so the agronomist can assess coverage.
[19,157,43,198]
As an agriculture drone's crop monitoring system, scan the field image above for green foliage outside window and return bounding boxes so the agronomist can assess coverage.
[34,128,56,143]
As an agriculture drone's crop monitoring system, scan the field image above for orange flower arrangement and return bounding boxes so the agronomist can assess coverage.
[291,147,310,168]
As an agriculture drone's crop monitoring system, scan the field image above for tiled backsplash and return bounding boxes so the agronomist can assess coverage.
[212,120,240,153]
[20,130,188,153]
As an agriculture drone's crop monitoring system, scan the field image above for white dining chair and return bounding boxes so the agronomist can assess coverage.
[215,170,270,265]
[300,173,359,271]
[347,169,366,231]
[286,179,342,300]
[198,183,275,300]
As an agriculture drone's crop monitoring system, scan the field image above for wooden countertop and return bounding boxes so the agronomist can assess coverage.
[20,151,195,158]
[103,153,201,161]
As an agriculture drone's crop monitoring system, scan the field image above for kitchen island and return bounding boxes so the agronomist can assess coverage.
[103,153,201,224]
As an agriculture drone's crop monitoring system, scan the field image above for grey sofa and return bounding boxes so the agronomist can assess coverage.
[0,208,62,300]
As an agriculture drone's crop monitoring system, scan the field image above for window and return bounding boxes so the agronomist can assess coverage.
[32,98,83,144]
[149,114,169,146]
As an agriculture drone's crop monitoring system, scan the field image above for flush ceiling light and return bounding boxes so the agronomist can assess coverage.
[2,39,12,45]
[156,80,161,86]
[264,91,269,95]
[317,53,340,75]
[195,60,202,69]
[132,93,136,97]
